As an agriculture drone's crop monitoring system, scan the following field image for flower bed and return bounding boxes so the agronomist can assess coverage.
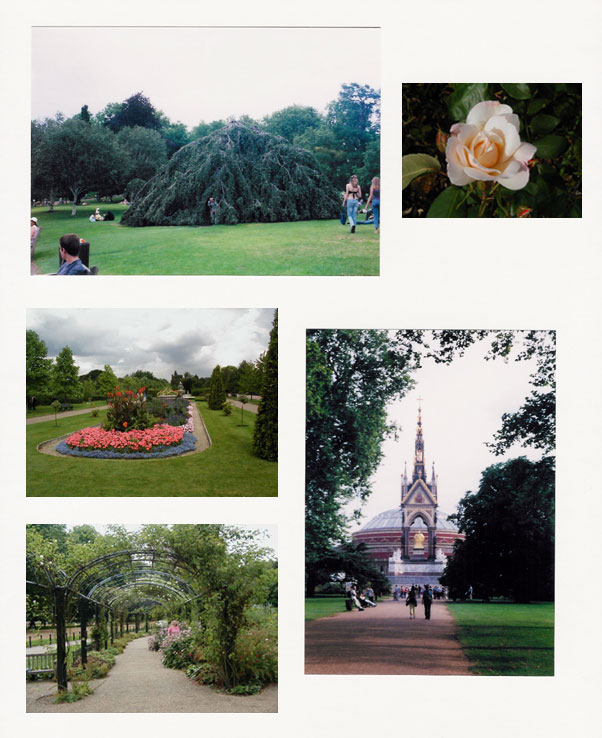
[56,404,197,459]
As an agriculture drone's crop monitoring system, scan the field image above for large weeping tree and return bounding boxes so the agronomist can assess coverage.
[121,121,341,226]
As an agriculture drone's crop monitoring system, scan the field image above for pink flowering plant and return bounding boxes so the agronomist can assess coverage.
[57,402,197,458]
[402,83,581,217]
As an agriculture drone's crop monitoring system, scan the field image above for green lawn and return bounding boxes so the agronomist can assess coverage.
[305,596,348,621]
[447,602,554,676]
[27,401,106,418]
[31,204,379,276]
[26,403,277,497]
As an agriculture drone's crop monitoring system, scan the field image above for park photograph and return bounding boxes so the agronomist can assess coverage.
[26,308,278,497]
[30,26,380,276]
[305,329,555,676]
[402,83,582,217]
[25,523,278,712]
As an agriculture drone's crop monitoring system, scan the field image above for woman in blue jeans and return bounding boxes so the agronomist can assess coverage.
[343,174,362,233]
[366,176,380,231]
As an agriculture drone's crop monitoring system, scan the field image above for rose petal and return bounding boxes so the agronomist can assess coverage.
[463,167,498,182]
[484,115,521,158]
[513,142,537,163]
[467,101,513,127]
[498,165,530,190]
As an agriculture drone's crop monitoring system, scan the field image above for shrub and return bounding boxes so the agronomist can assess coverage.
[222,402,232,416]
[229,605,278,686]
[54,681,92,703]
[104,386,153,431]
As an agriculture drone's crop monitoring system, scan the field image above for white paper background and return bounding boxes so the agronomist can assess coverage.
[1,0,601,735]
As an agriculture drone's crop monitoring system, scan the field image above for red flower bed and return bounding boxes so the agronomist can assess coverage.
[65,424,186,454]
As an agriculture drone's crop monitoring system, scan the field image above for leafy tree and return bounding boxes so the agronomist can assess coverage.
[116,125,168,182]
[170,370,183,389]
[311,541,391,596]
[190,119,226,139]
[103,92,160,133]
[68,525,99,545]
[79,105,91,124]
[26,330,52,401]
[263,105,322,142]
[35,118,122,214]
[294,124,358,191]
[31,115,65,207]
[220,365,240,395]
[122,121,340,226]
[207,365,226,410]
[52,346,82,402]
[97,364,119,397]
[420,330,556,455]
[305,330,417,595]
[81,378,98,401]
[327,83,381,136]
[237,360,257,397]
[158,119,192,157]
[253,310,278,461]
[441,457,555,602]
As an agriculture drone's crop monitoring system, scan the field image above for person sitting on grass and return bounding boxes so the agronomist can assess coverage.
[94,207,104,221]
[56,233,89,275]
[359,588,377,608]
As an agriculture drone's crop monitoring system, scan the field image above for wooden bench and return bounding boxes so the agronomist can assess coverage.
[58,240,99,275]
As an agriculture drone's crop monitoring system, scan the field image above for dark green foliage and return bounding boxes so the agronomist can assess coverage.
[403,83,582,217]
[121,122,340,226]
[253,311,278,461]
[441,457,555,602]
[26,330,52,400]
[52,346,83,403]
[207,365,226,410]
[263,105,322,141]
[103,92,161,133]
[305,330,416,595]
[310,541,391,596]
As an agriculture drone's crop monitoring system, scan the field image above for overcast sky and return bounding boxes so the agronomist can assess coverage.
[348,337,547,533]
[27,308,274,379]
[31,27,380,128]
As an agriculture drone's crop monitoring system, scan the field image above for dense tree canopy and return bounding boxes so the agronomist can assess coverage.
[253,310,278,461]
[121,122,340,226]
[26,330,52,399]
[207,365,226,410]
[441,457,555,602]
[305,330,417,595]
[52,346,82,402]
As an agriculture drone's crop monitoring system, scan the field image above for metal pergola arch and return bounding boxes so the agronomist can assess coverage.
[26,548,201,691]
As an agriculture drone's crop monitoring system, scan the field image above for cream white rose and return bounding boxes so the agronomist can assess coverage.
[446,100,536,190]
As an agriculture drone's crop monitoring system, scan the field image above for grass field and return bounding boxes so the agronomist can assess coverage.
[447,602,554,676]
[30,204,379,276]
[305,596,349,621]
[26,403,277,497]
[27,401,106,418]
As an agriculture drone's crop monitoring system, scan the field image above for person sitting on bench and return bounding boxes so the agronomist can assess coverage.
[56,234,89,275]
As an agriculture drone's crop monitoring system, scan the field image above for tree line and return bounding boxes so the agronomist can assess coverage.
[305,330,555,602]
[32,84,380,215]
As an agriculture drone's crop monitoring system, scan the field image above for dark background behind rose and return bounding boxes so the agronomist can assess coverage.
[402,83,582,218]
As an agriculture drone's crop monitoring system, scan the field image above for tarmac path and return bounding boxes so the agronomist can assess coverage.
[27,635,277,713]
[27,406,109,425]
[226,398,259,414]
[305,599,473,675]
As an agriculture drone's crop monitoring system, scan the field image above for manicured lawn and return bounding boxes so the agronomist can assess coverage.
[305,597,348,621]
[27,401,106,418]
[30,205,379,276]
[447,602,554,676]
[26,403,277,497]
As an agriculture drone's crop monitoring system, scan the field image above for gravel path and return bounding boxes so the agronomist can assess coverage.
[305,599,473,675]
[27,406,109,425]
[27,635,277,713]
[226,399,259,414]
[36,402,211,459]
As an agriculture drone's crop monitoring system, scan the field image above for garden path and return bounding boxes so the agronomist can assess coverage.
[36,402,211,458]
[27,635,277,712]
[27,406,109,425]
[226,398,259,414]
[305,599,473,675]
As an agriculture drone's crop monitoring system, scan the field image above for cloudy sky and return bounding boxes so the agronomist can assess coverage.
[348,336,548,533]
[27,308,274,379]
[31,27,380,127]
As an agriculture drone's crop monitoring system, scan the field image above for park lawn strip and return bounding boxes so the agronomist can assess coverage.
[305,597,348,621]
[446,602,554,676]
[26,403,277,497]
[27,401,106,418]
[31,205,379,276]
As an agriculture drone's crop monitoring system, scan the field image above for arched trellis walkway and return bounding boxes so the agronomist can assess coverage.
[26,549,202,692]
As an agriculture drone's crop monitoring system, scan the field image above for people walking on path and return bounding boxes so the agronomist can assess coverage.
[406,586,417,619]
[365,176,380,231]
[422,585,432,620]
[393,585,401,601]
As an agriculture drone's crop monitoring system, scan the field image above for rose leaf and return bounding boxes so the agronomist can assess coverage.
[501,83,531,100]
[532,134,569,159]
[426,186,468,218]
[402,154,441,190]
[447,83,488,121]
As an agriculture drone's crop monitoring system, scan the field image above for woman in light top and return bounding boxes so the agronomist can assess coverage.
[342,174,362,234]
[365,176,380,231]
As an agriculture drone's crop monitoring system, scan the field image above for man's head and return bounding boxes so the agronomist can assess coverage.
[59,234,80,258]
